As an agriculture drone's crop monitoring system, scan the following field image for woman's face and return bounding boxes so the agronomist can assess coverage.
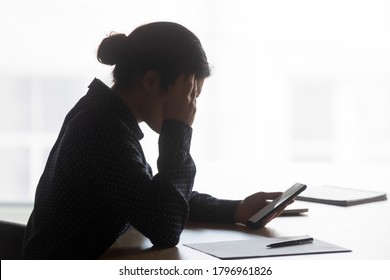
[145,77,205,134]
[143,88,165,133]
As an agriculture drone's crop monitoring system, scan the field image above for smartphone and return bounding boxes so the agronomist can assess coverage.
[247,183,307,228]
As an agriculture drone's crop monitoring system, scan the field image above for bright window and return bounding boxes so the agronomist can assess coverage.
[1,0,390,203]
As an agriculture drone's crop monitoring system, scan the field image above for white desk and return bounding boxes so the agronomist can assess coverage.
[101,200,390,260]
[1,194,388,260]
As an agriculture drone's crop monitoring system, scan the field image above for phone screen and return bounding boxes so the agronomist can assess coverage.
[247,183,307,228]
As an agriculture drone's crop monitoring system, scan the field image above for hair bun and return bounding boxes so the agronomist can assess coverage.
[97,33,127,65]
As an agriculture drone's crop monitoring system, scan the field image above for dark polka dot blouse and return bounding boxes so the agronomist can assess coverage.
[23,78,240,259]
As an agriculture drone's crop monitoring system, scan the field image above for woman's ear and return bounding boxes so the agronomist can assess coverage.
[142,70,161,94]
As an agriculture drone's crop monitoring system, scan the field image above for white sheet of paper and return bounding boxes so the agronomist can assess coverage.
[184,236,351,259]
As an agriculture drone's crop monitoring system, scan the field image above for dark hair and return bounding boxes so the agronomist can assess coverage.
[97,22,211,90]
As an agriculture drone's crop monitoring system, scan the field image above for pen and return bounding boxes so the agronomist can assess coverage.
[266,237,314,248]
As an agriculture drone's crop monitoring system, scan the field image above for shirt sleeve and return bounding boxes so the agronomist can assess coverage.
[158,121,241,225]
[76,118,196,248]
[188,192,241,224]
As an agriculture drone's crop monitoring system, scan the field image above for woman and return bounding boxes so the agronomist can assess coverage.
[23,22,286,259]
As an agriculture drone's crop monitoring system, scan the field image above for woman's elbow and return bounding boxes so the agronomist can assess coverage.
[151,235,180,248]
[150,228,183,248]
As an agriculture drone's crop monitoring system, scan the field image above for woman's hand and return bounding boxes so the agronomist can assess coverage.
[235,191,293,227]
[162,74,198,126]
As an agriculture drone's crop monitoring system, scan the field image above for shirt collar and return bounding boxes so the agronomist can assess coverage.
[88,78,144,140]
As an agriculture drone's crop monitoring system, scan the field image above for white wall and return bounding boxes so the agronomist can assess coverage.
[1,0,389,202]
